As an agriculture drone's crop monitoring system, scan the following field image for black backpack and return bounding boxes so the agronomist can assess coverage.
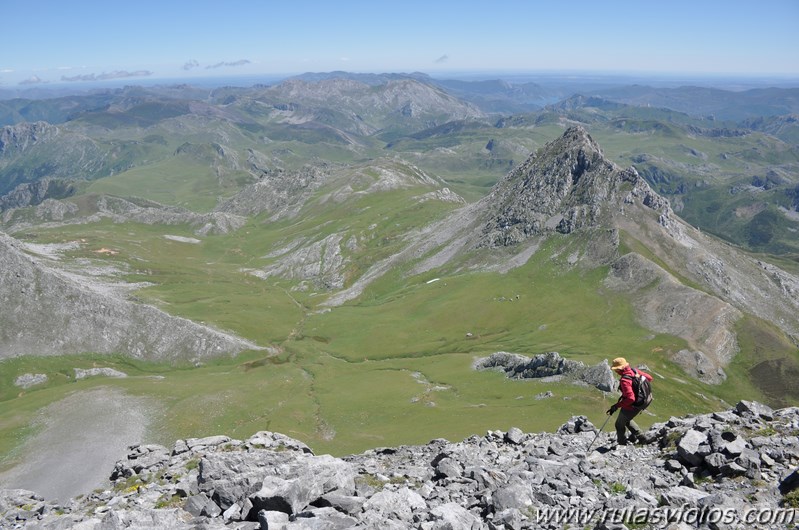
[622,368,653,410]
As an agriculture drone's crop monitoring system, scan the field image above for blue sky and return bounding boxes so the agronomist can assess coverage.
[2,0,798,86]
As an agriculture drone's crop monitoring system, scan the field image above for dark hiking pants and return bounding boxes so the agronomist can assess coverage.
[615,407,642,444]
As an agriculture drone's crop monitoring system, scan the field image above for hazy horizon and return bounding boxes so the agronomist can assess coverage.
[2,69,798,102]
[3,0,797,89]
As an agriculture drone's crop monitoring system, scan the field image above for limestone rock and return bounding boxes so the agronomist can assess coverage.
[475,351,615,392]
[677,429,711,467]
[557,415,597,435]
[3,402,797,530]
[735,400,775,420]
[74,367,127,380]
[362,487,426,522]
[0,232,260,360]
[13,373,47,389]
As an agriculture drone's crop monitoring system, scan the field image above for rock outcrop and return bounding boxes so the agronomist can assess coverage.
[252,233,349,290]
[0,122,109,195]
[13,373,47,389]
[2,401,797,529]
[0,232,260,360]
[216,164,330,221]
[478,125,671,247]
[0,178,77,212]
[2,194,248,236]
[93,196,248,236]
[474,351,616,392]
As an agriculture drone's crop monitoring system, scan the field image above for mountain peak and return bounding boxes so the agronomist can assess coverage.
[478,125,668,247]
[556,124,601,150]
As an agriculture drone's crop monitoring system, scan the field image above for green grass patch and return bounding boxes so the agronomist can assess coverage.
[155,494,184,509]
[2,213,745,459]
[716,315,799,408]
[305,242,678,363]
[85,157,246,212]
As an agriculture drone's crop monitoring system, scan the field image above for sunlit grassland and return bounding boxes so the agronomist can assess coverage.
[19,221,302,345]
[85,157,251,212]
[0,342,728,461]
[392,124,563,200]
[0,337,733,460]
[591,129,794,174]
[303,249,668,362]
[2,218,751,459]
[3,118,797,462]
[0,351,320,469]
[721,315,799,408]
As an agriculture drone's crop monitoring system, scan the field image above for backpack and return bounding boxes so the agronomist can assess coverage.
[622,368,653,410]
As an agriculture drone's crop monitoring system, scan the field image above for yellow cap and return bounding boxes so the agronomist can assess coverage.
[611,357,629,371]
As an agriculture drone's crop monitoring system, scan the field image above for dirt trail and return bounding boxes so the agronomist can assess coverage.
[0,387,157,502]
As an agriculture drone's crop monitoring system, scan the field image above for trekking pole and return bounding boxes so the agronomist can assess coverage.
[586,411,612,453]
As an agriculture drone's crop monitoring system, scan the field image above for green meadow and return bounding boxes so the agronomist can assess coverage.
[2,110,797,469]
[86,157,250,212]
[2,213,773,463]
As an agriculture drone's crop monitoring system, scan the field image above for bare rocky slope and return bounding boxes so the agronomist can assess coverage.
[2,400,797,529]
[250,78,485,136]
[0,232,259,360]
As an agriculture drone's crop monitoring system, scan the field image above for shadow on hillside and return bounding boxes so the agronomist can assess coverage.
[750,357,799,408]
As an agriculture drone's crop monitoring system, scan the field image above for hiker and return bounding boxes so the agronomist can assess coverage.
[606,357,653,445]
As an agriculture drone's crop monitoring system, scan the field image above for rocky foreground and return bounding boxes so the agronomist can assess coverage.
[2,401,798,529]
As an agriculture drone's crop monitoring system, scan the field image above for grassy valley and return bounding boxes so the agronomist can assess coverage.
[2,213,791,458]
[1,75,798,468]
[0,226,731,458]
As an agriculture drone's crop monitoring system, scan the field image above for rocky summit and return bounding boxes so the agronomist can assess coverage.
[2,401,797,529]
[478,125,669,247]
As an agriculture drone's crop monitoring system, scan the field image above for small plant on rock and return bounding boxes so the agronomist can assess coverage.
[782,489,799,509]
[114,474,147,494]
[610,482,626,495]
[694,474,713,485]
[356,473,387,489]
[185,458,200,471]
[750,426,778,437]
[664,430,682,449]
[154,494,184,509]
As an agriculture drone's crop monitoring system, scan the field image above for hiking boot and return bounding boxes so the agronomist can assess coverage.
[627,434,640,445]
[611,442,629,452]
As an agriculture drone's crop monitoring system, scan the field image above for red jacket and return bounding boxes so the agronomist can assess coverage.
[617,365,653,411]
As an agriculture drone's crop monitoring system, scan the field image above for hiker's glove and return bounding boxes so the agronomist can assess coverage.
[606,404,618,415]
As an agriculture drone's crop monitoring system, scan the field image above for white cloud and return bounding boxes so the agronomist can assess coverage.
[19,75,46,85]
[205,59,251,69]
[61,70,153,82]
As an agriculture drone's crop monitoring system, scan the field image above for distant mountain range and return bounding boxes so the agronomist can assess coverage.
[3,73,796,256]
